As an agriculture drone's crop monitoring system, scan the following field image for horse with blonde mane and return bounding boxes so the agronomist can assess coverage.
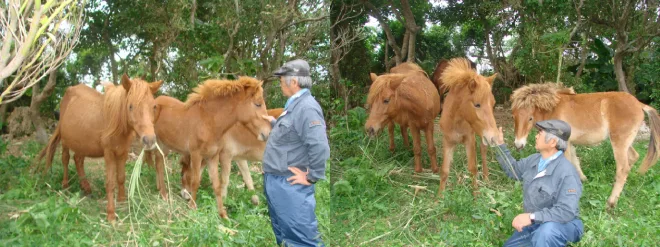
[154,108,285,206]
[365,62,441,173]
[146,76,271,219]
[510,83,660,208]
[437,58,499,197]
[37,74,163,222]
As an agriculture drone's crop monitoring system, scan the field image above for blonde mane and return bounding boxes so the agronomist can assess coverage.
[366,74,406,107]
[510,82,576,111]
[439,58,492,100]
[185,76,263,108]
[101,78,152,140]
[390,62,428,77]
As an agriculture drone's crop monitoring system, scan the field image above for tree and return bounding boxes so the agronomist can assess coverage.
[0,0,85,104]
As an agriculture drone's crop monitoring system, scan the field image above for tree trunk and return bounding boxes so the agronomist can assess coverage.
[150,42,161,81]
[103,14,118,83]
[400,0,418,63]
[0,103,7,132]
[613,51,630,93]
[30,70,58,144]
[407,33,416,62]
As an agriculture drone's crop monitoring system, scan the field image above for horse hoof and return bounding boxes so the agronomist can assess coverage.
[432,168,439,174]
[181,189,191,200]
[251,195,260,206]
[580,176,588,182]
[220,211,229,219]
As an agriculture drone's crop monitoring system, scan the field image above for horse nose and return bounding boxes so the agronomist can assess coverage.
[142,135,156,150]
[368,127,375,137]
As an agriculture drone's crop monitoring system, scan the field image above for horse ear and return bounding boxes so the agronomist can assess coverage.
[121,74,132,92]
[468,79,477,92]
[486,73,498,86]
[150,80,164,94]
[370,73,378,82]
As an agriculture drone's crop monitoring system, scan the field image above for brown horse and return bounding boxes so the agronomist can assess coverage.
[146,76,270,219]
[37,74,163,222]
[164,108,285,206]
[437,58,499,197]
[510,83,660,208]
[365,62,441,173]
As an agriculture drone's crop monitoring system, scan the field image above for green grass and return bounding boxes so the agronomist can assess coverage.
[0,139,330,246]
[330,107,660,246]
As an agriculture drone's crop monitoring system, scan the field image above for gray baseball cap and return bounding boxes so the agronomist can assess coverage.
[535,119,571,142]
[273,59,311,77]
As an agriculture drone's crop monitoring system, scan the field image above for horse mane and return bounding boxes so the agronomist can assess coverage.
[185,76,263,108]
[439,58,491,99]
[390,62,428,77]
[510,82,576,111]
[366,74,406,107]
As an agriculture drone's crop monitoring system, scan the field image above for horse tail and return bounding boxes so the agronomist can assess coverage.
[36,123,61,173]
[639,104,660,174]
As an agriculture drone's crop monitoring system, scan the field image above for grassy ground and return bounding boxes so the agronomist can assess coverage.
[0,139,330,246]
[330,107,660,246]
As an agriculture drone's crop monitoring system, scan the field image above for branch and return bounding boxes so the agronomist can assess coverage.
[279,15,329,31]
[361,0,402,64]
[35,69,57,104]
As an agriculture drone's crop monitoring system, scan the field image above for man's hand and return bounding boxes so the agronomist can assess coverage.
[287,167,311,186]
[262,115,276,122]
[512,213,532,232]
[495,126,505,145]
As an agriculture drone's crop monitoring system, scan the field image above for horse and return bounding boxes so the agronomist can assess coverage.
[37,74,163,222]
[437,58,499,197]
[157,108,285,206]
[146,76,271,219]
[365,62,441,173]
[510,83,660,208]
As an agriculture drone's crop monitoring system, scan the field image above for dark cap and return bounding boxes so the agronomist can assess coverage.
[273,59,311,77]
[535,119,571,142]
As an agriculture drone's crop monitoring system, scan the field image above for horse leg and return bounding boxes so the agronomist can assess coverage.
[179,154,192,200]
[566,143,587,181]
[401,124,410,149]
[237,159,259,205]
[115,151,128,202]
[424,125,438,174]
[143,150,155,169]
[188,151,203,209]
[480,139,489,182]
[607,136,635,209]
[439,139,456,196]
[208,153,228,219]
[388,122,396,153]
[74,153,91,195]
[103,149,118,222]
[466,135,479,198]
[61,146,70,189]
[410,125,423,173]
[153,150,168,200]
[628,146,640,167]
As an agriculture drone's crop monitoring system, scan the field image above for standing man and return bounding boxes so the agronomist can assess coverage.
[494,119,584,247]
[262,59,330,247]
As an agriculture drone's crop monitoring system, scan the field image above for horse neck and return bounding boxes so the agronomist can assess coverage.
[199,97,241,138]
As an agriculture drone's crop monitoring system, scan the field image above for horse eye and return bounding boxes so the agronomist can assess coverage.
[153,105,157,110]
[474,103,481,108]
[529,117,533,121]
[129,104,133,111]
[383,99,390,104]
[255,103,262,107]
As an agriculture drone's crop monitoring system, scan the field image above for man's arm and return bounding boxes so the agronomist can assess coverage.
[299,107,330,182]
[532,174,582,223]
[494,144,537,181]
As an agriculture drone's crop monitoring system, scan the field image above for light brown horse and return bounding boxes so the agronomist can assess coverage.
[37,74,163,222]
[165,108,285,206]
[147,76,271,219]
[510,83,660,208]
[365,62,441,173]
[437,58,499,197]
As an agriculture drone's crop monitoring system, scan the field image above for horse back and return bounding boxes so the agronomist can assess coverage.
[58,84,105,156]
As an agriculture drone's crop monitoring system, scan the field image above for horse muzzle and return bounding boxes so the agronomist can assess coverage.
[142,135,157,150]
